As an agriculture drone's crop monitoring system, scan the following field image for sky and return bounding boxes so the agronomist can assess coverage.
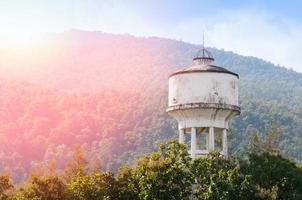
[0,0,302,71]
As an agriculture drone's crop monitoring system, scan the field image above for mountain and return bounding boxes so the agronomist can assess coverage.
[0,30,301,182]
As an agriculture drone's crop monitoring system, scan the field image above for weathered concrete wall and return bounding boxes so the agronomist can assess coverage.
[167,71,239,129]
[168,72,239,107]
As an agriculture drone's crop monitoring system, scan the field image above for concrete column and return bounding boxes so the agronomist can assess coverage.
[209,127,215,151]
[222,128,228,158]
[179,129,185,144]
[206,129,209,151]
[191,127,197,159]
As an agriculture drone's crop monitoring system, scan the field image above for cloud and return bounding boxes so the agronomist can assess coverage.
[170,9,302,71]
[70,1,160,36]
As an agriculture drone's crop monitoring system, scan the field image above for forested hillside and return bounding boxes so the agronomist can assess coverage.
[0,30,301,182]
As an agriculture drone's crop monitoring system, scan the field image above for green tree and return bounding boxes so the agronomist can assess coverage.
[192,153,254,200]
[64,145,88,181]
[89,156,102,173]
[117,165,140,200]
[248,129,262,155]
[134,140,194,200]
[263,124,281,155]
[246,124,282,156]
[66,172,119,200]
[0,175,13,200]
[242,152,302,199]
[15,176,66,200]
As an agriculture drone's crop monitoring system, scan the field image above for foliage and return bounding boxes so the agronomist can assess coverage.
[241,152,302,199]
[0,175,13,200]
[247,124,282,156]
[133,140,194,200]
[64,145,88,181]
[192,153,254,200]
[262,124,281,155]
[1,141,302,199]
[117,166,140,200]
[66,172,119,200]
[14,176,66,200]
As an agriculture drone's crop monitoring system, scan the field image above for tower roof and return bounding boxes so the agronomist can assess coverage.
[169,46,239,78]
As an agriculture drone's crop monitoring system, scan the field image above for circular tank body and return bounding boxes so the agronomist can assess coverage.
[167,65,240,129]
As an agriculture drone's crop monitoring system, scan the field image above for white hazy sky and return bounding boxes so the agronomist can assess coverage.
[0,0,302,71]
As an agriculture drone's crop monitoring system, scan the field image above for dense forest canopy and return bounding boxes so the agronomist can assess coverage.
[1,141,302,199]
[0,30,301,183]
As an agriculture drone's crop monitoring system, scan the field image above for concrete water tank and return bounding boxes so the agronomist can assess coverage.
[167,47,240,158]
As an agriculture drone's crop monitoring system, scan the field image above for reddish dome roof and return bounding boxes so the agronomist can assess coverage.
[169,64,239,77]
[169,47,239,78]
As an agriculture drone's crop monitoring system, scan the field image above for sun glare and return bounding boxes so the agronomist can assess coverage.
[0,29,40,47]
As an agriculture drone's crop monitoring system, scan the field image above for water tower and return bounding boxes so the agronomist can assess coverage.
[166,46,240,159]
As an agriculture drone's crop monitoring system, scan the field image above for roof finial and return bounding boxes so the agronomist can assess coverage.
[193,31,214,64]
[202,31,205,47]
[202,31,205,57]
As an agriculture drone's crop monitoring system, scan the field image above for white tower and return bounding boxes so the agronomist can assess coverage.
[167,47,240,159]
